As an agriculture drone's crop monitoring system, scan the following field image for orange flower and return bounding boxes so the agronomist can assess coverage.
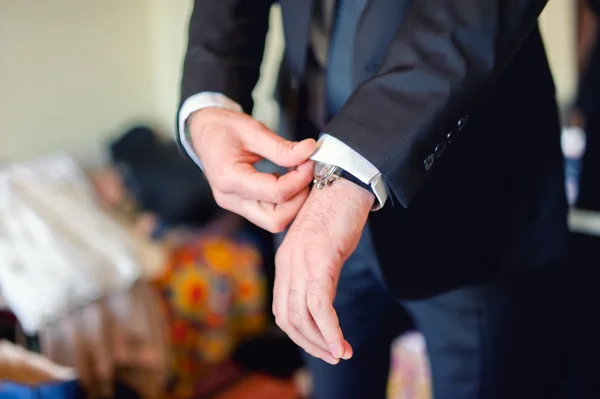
[234,246,261,270]
[203,240,234,273]
[238,279,256,300]
[172,268,210,317]
[202,336,231,363]
[172,248,196,269]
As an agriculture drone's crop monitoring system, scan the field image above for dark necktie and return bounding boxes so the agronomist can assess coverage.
[325,0,366,118]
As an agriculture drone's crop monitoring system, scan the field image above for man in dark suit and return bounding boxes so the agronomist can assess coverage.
[177,1,568,398]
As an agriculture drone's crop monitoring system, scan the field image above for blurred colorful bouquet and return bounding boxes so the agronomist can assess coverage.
[151,234,267,398]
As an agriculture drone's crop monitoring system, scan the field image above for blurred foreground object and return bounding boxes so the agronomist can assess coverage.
[0,154,169,397]
[0,154,140,334]
[561,125,587,206]
[387,332,431,399]
[0,339,75,385]
[39,281,169,399]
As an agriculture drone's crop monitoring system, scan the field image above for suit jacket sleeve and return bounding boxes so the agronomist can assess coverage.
[324,0,549,208]
[180,0,275,113]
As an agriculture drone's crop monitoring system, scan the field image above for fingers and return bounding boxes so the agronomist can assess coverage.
[221,161,314,204]
[273,258,339,365]
[273,244,352,365]
[243,124,316,168]
[211,162,313,233]
[190,108,315,169]
[306,274,347,360]
[285,322,340,365]
[342,340,354,360]
[191,110,315,228]
[222,186,309,233]
[288,280,330,353]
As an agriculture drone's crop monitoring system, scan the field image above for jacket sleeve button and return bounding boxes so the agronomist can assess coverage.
[424,153,435,170]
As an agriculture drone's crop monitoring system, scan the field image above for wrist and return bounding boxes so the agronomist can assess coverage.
[313,161,382,210]
[186,107,231,150]
[329,177,375,210]
[187,107,216,129]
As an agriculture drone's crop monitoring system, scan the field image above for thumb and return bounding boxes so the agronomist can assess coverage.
[246,126,317,167]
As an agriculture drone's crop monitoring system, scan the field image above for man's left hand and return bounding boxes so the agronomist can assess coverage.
[273,178,375,365]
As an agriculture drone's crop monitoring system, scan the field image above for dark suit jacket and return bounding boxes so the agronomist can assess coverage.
[180,0,568,298]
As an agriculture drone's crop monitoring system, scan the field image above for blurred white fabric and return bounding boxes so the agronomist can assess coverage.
[569,208,600,237]
[562,126,586,206]
[0,154,140,334]
[561,126,586,159]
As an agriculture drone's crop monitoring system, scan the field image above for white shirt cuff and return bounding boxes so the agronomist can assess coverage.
[178,92,243,170]
[310,134,388,210]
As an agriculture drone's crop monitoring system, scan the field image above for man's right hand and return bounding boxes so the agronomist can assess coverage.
[188,108,316,233]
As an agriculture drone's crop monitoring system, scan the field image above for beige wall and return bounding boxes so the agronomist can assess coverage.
[0,1,577,168]
[146,0,192,136]
[540,0,578,107]
[0,0,156,167]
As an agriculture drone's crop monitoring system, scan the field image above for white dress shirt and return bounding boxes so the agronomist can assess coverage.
[178,92,388,209]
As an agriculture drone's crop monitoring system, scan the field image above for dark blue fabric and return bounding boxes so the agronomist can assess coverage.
[325,0,410,119]
[304,232,566,398]
[325,0,366,116]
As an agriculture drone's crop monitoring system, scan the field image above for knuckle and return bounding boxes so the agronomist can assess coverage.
[307,278,321,297]
[289,312,301,328]
[308,296,325,316]
[277,139,292,158]
[307,296,325,314]
[275,315,289,331]
[212,191,228,209]
[305,251,339,286]
[270,191,284,204]
[242,119,267,140]
[273,188,292,204]
[248,119,266,131]
[306,278,327,315]
[214,171,234,194]
[268,218,288,234]
[288,290,302,326]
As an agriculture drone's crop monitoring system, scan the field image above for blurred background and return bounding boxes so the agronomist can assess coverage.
[0,1,595,398]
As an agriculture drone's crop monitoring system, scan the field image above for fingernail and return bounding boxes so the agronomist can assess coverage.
[329,344,340,358]
[342,341,353,360]
[294,138,315,150]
